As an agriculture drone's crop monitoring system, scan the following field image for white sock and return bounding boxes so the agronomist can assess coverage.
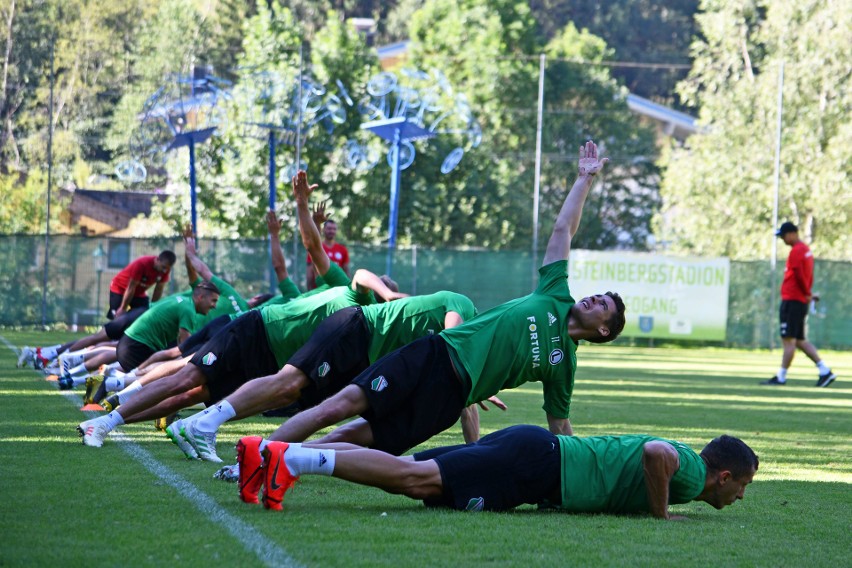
[72,375,89,387]
[284,445,335,476]
[41,345,61,360]
[103,410,125,430]
[117,381,143,404]
[259,439,299,454]
[69,363,90,379]
[816,361,830,375]
[777,368,787,382]
[192,401,237,432]
[105,376,125,391]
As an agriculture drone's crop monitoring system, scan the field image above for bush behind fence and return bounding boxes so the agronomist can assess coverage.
[1,235,849,350]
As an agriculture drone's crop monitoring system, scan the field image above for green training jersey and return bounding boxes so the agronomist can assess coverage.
[205,275,250,319]
[362,291,477,363]
[257,277,303,308]
[261,285,374,367]
[125,295,201,351]
[440,261,578,417]
[557,435,706,514]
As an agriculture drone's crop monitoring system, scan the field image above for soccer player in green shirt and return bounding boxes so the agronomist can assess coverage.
[77,172,401,449]
[252,426,757,517]
[256,140,626,476]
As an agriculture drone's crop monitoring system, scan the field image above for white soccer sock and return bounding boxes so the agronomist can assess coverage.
[68,363,91,379]
[259,439,299,454]
[816,361,830,375]
[40,345,61,360]
[284,445,335,476]
[103,410,125,430]
[777,368,787,382]
[117,381,143,404]
[105,376,125,391]
[193,401,237,432]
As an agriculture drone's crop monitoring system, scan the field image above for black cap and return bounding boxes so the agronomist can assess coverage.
[775,221,798,237]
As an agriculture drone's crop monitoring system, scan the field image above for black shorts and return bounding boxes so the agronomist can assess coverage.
[107,292,149,320]
[353,335,469,456]
[189,310,280,404]
[103,306,147,340]
[780,300,808,340]
[116,335,157,371]
[178,315,232,357]
[413,425,562,511]
[287,306,372,409]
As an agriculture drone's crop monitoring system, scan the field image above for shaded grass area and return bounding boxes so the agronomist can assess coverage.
[0,332,849,567]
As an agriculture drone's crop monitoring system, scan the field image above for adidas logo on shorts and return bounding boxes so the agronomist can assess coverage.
[371,376,388,392]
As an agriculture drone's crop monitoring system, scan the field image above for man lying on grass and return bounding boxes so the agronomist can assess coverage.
[244,425,758,517]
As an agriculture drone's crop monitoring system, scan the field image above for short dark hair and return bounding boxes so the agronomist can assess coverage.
[585,291,626,344]
[700,435,759,479]
[194,280,220,295]
[158,250,177,265]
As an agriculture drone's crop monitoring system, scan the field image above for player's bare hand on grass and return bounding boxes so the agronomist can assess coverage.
[478,395,507,411]
[578,140,608,177]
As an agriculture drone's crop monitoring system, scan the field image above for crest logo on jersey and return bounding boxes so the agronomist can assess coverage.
[548,312,557,325]
[201,352,217,366]
[549,349,564,365]
[318,362,331,377]
[465,497,485,512]
[371,376,388,392]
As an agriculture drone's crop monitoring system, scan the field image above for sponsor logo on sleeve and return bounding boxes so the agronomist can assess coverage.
[371,376,388,392]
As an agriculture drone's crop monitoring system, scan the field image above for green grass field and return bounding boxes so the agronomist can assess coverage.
[1,330,850,567]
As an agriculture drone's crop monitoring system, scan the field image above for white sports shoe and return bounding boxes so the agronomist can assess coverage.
[182,422,222,463]
[16,346,34,368]
[77,419,110,448]
[59,352,84,372]
[213,463,240,482]
[166,420,199,459]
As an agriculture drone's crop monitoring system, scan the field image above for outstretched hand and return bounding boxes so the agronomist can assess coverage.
[292,170,319,204]
[312,200,330,228]
[578,140,608,177]
[266,210,282,236]
[184,235,197,255]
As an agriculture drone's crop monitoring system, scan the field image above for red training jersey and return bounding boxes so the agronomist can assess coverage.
[780,240,813,303]
[306,242,350,269]
[109,255,171,298]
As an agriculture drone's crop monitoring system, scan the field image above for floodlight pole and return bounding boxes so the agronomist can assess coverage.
[189,138,198,236]
[387,128,402,275]
[769,60,784,350]
[41,37,55,327]
[532,53,545,289]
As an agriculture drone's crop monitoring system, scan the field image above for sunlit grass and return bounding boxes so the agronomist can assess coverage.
[0,331,850,566]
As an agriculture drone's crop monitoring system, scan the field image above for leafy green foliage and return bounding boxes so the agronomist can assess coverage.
[656,0,850,260]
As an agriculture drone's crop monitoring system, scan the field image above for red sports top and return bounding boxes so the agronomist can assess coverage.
[780,240,813,303]
[109,255,171,298]
[306,242,349,269]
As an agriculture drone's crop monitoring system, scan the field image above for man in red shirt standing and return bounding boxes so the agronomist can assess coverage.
[108,251,177,320]
[761,222,836,387]
[306,205,349,290]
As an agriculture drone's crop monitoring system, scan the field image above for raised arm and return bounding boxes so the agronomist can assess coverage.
[351,268,408,302]
[642,441,681,520]
[267,210,288,282]
[541,140,609,266]
[184,235,213,281]
[292,171,331,278]
[182,225,199,284]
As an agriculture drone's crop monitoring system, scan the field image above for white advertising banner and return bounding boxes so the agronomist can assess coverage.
[568,250,730,340]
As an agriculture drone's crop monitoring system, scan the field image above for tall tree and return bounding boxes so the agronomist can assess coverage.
[656,0,850,260]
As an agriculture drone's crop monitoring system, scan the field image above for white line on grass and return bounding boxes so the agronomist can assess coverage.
[1,335,301,568]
